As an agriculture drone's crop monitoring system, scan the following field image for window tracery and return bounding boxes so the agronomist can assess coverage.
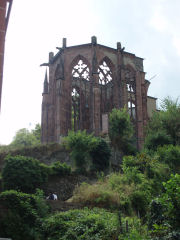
[98,61,112,85]
[125,69,136,92]
[71,58,90,132]
[72,59,90,81]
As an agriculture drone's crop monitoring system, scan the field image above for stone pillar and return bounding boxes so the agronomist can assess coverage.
[91,37,101,135]
[0,0,7,111]
[93,74,101,135]
[41,96,49,143]
[121,69,128,108]
[141,72,148,127]
[116,42,123,109]
[135,71,144,149]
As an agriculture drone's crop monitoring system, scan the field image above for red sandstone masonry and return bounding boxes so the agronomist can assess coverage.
[0,0,13,111]
[41,37,155,150]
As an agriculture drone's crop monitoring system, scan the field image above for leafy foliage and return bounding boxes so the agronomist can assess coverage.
[144,131,172,151]
[123,153,170,180]
[148,174,180,239]
[49,161,71,176]
[157,144,180,174]
[10,124,41,148]
[42,208,119,240]
[64,130,98,172]
[72,169,152,217]
[2,155,49,193]
[145,97,180,149]
[118,217,149,240]
[89,138,111,171]
[31,123,41,141]
[0,189,49,240]
[109,108,135,154]
[159,174,180,229]
[72,182,120,209]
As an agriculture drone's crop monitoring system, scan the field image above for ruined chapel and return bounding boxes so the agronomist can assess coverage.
[41,36,156,149]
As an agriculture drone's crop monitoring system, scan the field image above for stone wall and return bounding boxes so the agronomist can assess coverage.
[0,143,70,172]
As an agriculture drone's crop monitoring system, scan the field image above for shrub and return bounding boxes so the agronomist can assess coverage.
[148,174,180,239]
[42,208,119,240]
[157,145,180,173]
[89,138,111,171]
[72,172,151,216]
[0,189,49,240]
[130,190,149,217]
[2,155,49,193]
[50,161,71,176]
[109,108,135,154]
[72,182,120,209]
[144,131,172,151]
[145,97,180,147]
[123,153,171,190]
[118,217,149,240]
[148,199,164,230]
[64,130,98,172]
[159,174,180,229]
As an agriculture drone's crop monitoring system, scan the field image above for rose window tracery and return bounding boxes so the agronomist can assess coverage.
[98,61,112,85]
[72,59,90,81]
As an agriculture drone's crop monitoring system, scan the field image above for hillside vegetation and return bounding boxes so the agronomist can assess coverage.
[0,98,180,240]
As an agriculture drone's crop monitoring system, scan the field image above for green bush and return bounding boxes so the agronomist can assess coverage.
[89,138,111,171]
[109,108,135,154]
[148,174,180,239]
[64,130,98,172]
[50,161,71,176]
[130,190,149,217]
[42,208,119,240]
[123,153,171,193]
[144,131,172,151]
[159,174,180,229]
[145,97,180,147]
[0,189,49,240]
[2,155,49,193]
[118,217,149,240]
[72,182,120,210]
[157,145,180,173]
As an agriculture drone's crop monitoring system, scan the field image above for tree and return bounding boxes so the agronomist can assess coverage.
[157,145,180,174]
[89,138,111,171]
[0,189,49,240]
[148,174,180,236]
[32,123,41,142]
[145,97,180,150]
[10,124,41,148]
[64,130,97,172]
[159,174,180,230]
[109,108,135,154]
[144,131,172,151]
[2,155,49,193]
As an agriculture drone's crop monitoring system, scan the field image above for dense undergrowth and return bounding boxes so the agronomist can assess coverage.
[0,98,180,240]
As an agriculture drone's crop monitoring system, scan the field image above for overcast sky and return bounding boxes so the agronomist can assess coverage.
[0,0,180,144]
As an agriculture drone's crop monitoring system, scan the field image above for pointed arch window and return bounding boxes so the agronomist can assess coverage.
[98,61,112,85]
[128,100,136,120]
[71,87,80,131]
[72,59,90,81]
[125,69,136,92]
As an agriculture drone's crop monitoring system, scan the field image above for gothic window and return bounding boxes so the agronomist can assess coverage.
[72,59,90,81]
[71,88,80,131]
[125,68,136,122]
[98,61,112,85]
[71,57,90,132]
[125,69,136,92]
[128,101,136,120]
